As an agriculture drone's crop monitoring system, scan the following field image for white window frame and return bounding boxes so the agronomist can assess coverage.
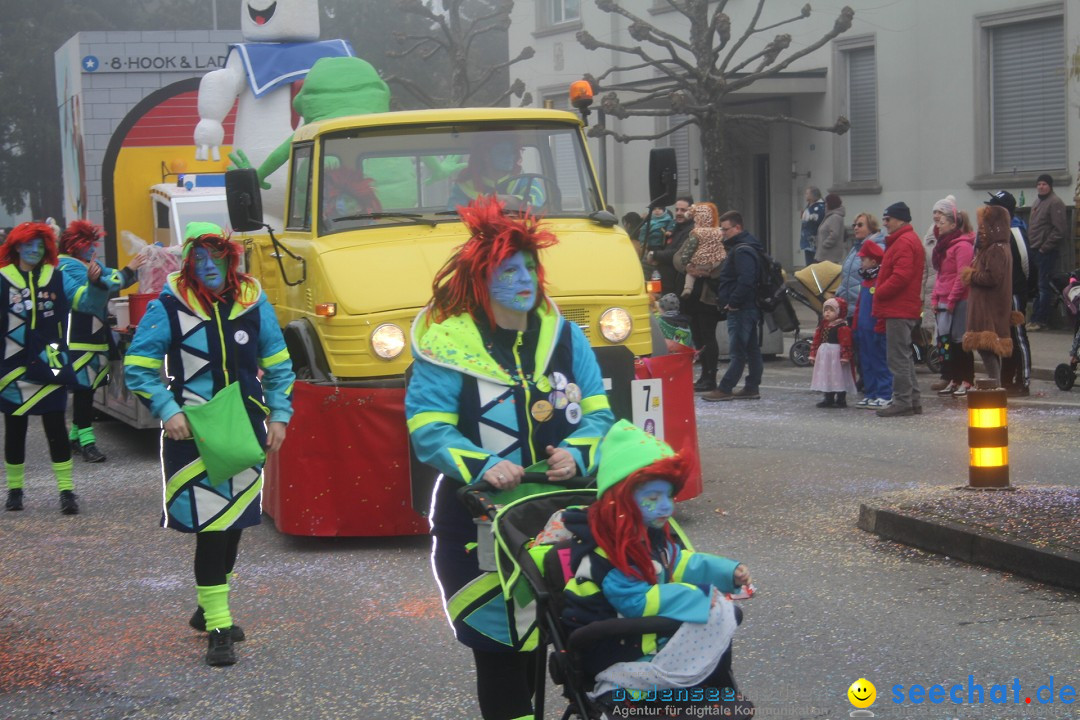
[534,0,582,37]
[831,34,880,194]
[970,2,1069,189]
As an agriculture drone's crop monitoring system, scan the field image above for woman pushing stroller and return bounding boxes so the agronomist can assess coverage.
[561,420,752,713]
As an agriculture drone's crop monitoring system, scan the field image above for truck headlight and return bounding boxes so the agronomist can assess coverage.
[371,323,406,359]
[598,308,632,343]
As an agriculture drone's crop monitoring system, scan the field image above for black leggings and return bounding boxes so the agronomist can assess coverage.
[72,389,95,429]
[194,528,243,586]
[4,412,71,465]
[472,648,539,720]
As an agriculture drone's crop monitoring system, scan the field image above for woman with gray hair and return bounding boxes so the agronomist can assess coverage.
[928,196,976,396]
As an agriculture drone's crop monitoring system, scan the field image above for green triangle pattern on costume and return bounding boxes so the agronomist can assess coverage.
[52,459,73,492]
[196,584,232,632]
[5,462,24,490]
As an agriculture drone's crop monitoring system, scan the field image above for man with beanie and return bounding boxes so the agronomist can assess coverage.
[1027,174,1067,330]
[986,190,1033,395]
[873,202,925,417]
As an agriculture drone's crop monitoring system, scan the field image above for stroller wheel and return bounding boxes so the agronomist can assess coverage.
[1054,363,1077,391]
[789,339,812,367]
[926,345,944,375]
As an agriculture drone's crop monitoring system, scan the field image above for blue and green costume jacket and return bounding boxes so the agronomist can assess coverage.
[123,274,294,533]
[406,299,614,651]
[57,255,137,390]
[560,508,740,677]
[0,262,108,416]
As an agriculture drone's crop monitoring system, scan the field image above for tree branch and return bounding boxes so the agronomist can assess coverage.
[724,112,850,135]
[594,0,692,52]
[577,31,685,83]
[385,75,442,108]
[719,0,765,73]
[586,117,697,144]
[460,47,536,103]
[725,7,854,93]
[386,35,445,59]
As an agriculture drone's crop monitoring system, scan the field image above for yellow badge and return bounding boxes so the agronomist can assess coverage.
[531,399,554,422]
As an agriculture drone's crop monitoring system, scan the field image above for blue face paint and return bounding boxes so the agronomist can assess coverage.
[490,140,518,175]
[18,238,44,268]
[193,246,227,292]
[489,251,537,313]
[76,244,95,262]
[633,479,675,529]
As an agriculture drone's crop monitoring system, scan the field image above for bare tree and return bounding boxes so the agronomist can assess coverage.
[386,0,534,108]
[577,0,853,203]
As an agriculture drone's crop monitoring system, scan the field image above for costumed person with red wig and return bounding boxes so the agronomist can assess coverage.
[124,222,294,667]
[560,420,752,713]
[57,220,146,462]
[2,222,108,514]
[406,196,614,720]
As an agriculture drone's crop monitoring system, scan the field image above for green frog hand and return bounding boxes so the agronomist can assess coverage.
[227,149,271,190]
[323,155,341,171]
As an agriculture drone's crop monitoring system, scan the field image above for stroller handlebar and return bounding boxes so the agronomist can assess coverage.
[458,473,596,519]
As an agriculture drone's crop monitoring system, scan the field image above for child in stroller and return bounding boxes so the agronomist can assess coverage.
[477,420,753,719]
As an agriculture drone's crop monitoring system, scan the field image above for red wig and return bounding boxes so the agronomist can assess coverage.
[59,219,103,258]
[177,232,248,315]
[587,454,690,585]
[430,195,557,327]
[0,222,59,268]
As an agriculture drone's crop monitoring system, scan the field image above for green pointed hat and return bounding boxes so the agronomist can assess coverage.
[596,419,676,496]
[181,222,226,259]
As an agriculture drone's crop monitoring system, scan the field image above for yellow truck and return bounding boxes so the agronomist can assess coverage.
[209,107,692,536]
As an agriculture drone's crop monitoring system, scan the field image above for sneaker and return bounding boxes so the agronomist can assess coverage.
[1026,321,1043,331]
[855,397,871,408]
[732,388,760,400]
[79,443,106,463]
[930,379,951,392]
[5,488,23,511]
[869,398,892,409]
[876,404,914,417]
[59,490,79,515]
[952,383,971,397]
[190,608,246,641]
[205,628,237,667]
[937,382,958,396]
[702,389,735,402]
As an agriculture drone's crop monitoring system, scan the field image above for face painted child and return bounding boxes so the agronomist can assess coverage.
[489,250,538,313]
[192,246,228,292]
[633,479,675,529]
[17,238,45,270]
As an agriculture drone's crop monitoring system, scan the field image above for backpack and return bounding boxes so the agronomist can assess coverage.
[734,244,786,312]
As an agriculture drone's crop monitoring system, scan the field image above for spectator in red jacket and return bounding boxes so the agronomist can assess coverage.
[873,202,926,417]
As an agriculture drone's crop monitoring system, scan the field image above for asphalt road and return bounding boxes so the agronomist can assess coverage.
[1,365,1077,719]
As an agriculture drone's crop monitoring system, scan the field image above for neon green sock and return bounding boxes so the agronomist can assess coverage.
[77,427,96,447]
[5,463,25,490]
[52,459,74,492]
[196,584,232,632]
[69,425,79,442]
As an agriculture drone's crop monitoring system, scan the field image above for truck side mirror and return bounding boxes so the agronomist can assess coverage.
[226,169,265,232]
[649,148,678,209]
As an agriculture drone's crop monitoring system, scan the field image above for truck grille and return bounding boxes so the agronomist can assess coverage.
[561,307,591,339]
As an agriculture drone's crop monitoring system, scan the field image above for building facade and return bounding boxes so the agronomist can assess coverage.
[510,0,1077,266]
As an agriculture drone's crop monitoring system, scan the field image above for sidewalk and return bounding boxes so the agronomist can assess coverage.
[782,300,1080,591]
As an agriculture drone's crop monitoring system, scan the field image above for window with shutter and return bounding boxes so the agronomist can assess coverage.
[664,114,692,198]
[990,17,1066,172]
[846,47,878,182]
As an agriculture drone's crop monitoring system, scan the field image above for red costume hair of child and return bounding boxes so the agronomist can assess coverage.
[430,195,557,328]
[587,454,690,585]
[59,219,103,259]
[178,232,247,315]
[0,222,60,268]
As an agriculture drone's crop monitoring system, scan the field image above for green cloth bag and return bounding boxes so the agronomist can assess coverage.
[183,382,266,486]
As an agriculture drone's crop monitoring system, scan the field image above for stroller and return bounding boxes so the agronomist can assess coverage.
[460,477,750,719]
[785,262,943,374]
[1053,273,1080,390]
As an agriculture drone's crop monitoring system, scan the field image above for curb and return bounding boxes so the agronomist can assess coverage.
[857,503,1080,591]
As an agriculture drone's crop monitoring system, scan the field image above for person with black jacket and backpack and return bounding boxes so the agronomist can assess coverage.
[703,212,764,402]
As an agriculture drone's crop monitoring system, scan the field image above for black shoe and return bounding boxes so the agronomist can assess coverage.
[80,443,106,463]
[190,607,246,641]
[205,628,237,666]
[59,490,79,515]
[815,399,835,408]
[693,377,717,392]
[6,488,23,511]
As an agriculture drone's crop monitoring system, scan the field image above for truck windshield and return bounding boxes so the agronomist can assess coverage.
[317,123,601,235]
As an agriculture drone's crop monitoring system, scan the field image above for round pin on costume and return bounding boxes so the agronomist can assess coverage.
[531,399,553,422]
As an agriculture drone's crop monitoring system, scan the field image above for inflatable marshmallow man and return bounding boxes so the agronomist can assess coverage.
[194,0,353,224]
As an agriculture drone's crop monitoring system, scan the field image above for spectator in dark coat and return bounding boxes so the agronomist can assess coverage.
[800,187,824,267]
[1027,174,1068,329]
[985,190,1033,395]
[814,193,847,264]
[873,201,925,417]
[962,205,1015,388]
[648,196,694,296]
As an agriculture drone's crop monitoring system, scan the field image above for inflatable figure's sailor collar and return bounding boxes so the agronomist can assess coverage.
[228,39,354,97]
